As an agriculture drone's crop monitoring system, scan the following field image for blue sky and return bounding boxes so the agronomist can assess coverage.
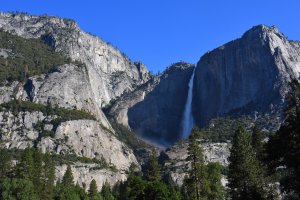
[1,0,300,73]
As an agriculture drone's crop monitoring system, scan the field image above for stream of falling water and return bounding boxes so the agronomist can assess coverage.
[181,67,196,139]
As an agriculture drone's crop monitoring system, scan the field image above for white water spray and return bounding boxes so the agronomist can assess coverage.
[181,67,196,139]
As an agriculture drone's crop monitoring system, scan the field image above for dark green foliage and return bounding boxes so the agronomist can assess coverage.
[0,148,59,200]
[205,162,225,200]
[0,178,39,200]
[101,181,115,200]
[1,100,95,122]
[42,153,56,200]
[266,80,300,199]
[0,149,12,179]
[144,181,170,200]
[201,117,252,142]
[184,127,206,200]
[15,147,34,180]
[62,164,74,186]
[251,125,265,161]
[119,173,146,200]
[56,186,81,200]
[32,149,43,196]
[145,150,161,182]
[228,127,268,200]
[0,30,70,84]
[89,179,103,200]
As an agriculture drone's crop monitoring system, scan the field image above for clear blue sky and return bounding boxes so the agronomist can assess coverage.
[1,0,300,72]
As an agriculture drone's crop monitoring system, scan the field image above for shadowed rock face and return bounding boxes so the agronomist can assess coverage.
[109,62,194,146]
[193,25,300,127]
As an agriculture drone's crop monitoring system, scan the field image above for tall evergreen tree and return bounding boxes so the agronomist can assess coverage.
[120,173,146,200]
[205,162,224,200]
[16,147,34,180]
[57,164,81,200]
[144,181,170,200]
[183,127,207,200]
[89,179,102,200]
[145,150,161,182]
[228,127,268,200]
[62,164,74,186]
[42,153,55,200]
[0,149,11,179]
[251,125,265,161]
[101,181,115,200]
[32,149,43,197]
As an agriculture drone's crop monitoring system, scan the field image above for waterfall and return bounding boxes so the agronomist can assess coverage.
[181,67,196,139]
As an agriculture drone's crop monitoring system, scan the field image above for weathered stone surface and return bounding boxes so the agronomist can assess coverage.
[33,64,110,128]
[40,120,138,171]
[0,111,138,187]
[109,62,194,146]
[194,25,300,126]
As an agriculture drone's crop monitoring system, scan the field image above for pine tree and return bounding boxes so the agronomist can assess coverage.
[42,153,55,200]
[228,127,268,200]
[16,147,34,180]
[251,125,265,161]
[145,150,161,182]
[32,149,43,196]
[184,127,207,200]
[205,162,224,200]
[62,164,74,186]
[101,181,115,200]
[0,149,11,179]
[120,172,146,200]
[89,179,99,199]
[144,181,170,200]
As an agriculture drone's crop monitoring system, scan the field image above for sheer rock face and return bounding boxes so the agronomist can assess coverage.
[194,25,300,126]
[0,12,145,188]
[109,62,195,146]
[0,12,151,108]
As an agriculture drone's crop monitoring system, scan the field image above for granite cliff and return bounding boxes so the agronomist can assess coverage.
[110,25,300,145]
[194,25,300,126]
[0,12,149,189]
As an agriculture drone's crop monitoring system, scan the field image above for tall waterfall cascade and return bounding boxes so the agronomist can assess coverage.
[181,67,196,138]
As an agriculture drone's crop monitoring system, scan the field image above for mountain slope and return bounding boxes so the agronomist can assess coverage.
[0,12,150,189]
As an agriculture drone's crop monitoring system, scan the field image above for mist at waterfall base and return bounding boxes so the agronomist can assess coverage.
[181,67,196,139]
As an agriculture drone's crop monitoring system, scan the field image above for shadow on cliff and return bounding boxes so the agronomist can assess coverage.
[127,65,194,147]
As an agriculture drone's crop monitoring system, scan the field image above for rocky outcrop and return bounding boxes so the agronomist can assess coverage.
[109,62,195,146]
[162,141,230,186]
[0,110,138,186]
[56,163,127,191]
[194,25,300,126]
[0,12,151,108]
